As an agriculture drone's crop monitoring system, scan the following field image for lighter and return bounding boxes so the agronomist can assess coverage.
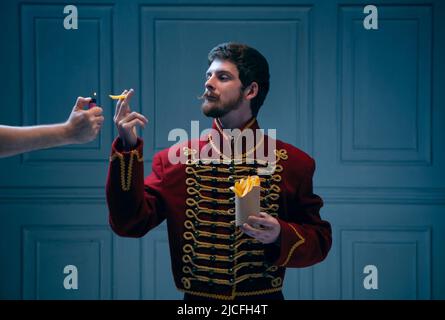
[88,92,97,109]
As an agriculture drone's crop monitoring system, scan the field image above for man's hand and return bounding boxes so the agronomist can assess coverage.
[240,212,281,244]
[65,96,104,144]
[113,88,148,150]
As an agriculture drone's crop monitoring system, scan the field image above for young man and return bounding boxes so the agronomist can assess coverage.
[106,43,332,300]
[0,97,104,158]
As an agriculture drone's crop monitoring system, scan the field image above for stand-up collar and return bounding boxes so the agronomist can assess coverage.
[212,117,260,141]
[207,117,267,161]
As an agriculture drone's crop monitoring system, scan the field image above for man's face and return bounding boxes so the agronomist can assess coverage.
[201,59,245,118]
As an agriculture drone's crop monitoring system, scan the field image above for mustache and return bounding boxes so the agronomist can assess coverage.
[197,90,219,100]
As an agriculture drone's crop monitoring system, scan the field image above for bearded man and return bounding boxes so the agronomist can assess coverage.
[106,42,332,300]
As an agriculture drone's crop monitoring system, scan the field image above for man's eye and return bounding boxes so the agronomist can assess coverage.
[219,75,229,80]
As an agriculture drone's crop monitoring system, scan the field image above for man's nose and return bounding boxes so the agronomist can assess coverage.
[205,75,216,91]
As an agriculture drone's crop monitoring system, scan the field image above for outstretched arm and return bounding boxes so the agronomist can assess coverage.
[0,97,104,158]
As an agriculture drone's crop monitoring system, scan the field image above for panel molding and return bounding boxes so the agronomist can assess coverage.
[338,5,432,165]
[140,224,182,299]
[20,3,114,163]
[318,186,445,204]
[2,186,444,204]
[0,187,106,203]
[22,225,113,299]
[340,227,431,299]
[283,266,315,299]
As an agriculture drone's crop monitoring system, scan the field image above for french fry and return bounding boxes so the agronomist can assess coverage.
[230,186,242,197]
[109,94,127,100]
[242,179,252,197]
[240,178,247,192]
[230,176,261,198]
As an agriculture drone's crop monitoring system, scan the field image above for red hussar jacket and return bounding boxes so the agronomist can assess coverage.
[106,118,332,300]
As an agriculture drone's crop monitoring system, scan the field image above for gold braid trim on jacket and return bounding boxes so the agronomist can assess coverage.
[280,224,306,266]
[110,149,143,191]
[181,147,288,297]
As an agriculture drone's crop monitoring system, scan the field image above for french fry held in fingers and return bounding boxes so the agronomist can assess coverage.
[109,94,127,100]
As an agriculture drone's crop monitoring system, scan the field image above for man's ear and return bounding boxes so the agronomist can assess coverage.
[244,82,259,101]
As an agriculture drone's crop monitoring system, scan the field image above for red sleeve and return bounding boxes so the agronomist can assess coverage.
[106,137,166,238]
[272,159,332,267]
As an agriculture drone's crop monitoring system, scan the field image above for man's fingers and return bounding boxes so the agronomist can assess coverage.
[241,223,259,234]
[73,97,91,111]
[118,89,134,116]
[241,223,255,232]
[116,89,128,109]
[247,214,274,228]
[240,213,280,244]
[241,223,275,243]
[122,118,146,130]
[123,88,134,105]
[121,112,148,125]
[115,89,129,119]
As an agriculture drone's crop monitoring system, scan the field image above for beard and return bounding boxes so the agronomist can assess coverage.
[200,90,244,118]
